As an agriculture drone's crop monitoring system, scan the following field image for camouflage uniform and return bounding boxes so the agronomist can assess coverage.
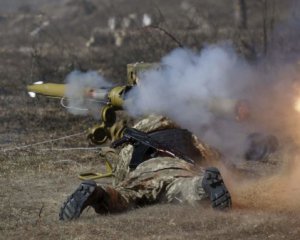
[59,115,230,220]
[101,115,212,207]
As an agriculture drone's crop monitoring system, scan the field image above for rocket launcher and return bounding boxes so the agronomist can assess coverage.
[27,82,129,109]
[27,81,131,144]
[27,62,160,145]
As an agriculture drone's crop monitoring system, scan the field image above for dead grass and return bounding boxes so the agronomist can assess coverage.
[1,165,300,240]
[1,0,300,239]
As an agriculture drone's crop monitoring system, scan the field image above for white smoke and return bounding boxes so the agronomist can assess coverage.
[65,70,112,119]
[124,44,300,158]
[124,45,251,155]
[62,7,300,160]
[62,44,300,159]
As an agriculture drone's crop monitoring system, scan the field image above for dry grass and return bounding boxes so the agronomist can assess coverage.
[1,0,300,239]
[1,165,300,239]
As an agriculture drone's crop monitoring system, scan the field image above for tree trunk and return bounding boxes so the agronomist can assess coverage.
[234,0,248,29]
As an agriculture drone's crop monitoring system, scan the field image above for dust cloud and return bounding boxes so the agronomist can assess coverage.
[221,150,300,211]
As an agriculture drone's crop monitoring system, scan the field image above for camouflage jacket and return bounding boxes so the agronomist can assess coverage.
[111,115,218,185]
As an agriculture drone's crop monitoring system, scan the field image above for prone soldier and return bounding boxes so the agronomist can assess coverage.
[59,115,232,220]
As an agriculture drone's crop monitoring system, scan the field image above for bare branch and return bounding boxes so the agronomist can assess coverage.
[145,26,184,48]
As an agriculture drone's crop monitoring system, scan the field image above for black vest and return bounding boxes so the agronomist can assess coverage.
[130,128,203,169]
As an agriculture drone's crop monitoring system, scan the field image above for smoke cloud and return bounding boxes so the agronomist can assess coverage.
[65,70,112,119]
[125,45,254,156]
[124,44,300,158]
[64,44,300,160]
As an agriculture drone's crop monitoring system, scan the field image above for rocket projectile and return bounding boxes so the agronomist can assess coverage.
[27,83,66,98]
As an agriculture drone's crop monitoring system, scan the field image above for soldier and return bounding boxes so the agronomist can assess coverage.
[59,115,231,220]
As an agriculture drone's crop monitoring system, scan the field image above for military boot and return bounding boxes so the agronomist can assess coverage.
[202,167,231,210]
[59,180,105,220]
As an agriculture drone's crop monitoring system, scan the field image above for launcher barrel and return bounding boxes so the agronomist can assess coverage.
[27,82,130,110]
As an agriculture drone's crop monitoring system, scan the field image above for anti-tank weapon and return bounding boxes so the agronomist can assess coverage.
[27,82,130,143]
[27,63,159,145]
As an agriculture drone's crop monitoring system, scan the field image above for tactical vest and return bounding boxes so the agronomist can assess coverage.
[129,128,203,169]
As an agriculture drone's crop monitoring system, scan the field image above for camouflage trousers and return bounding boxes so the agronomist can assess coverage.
[97,157,207,212]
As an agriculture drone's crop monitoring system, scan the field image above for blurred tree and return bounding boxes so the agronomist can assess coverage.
[234,0,248,29]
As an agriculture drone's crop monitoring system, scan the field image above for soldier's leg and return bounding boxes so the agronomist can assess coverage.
[59,160,231,220]
[114,158,231,209]
[165,167,231,210]
[59,157,194,220]
[59,180,135,221]
[115,158,231,209]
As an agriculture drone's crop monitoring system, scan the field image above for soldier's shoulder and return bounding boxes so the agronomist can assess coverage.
[133,114,178,132]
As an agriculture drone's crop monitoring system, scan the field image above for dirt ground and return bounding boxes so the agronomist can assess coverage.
[1,0,300,239]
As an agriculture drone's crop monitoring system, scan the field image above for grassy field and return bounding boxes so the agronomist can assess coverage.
[1,0,300,239]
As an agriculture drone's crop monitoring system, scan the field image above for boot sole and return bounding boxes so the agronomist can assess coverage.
[59,180,97,220]
[202,167,232,210]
